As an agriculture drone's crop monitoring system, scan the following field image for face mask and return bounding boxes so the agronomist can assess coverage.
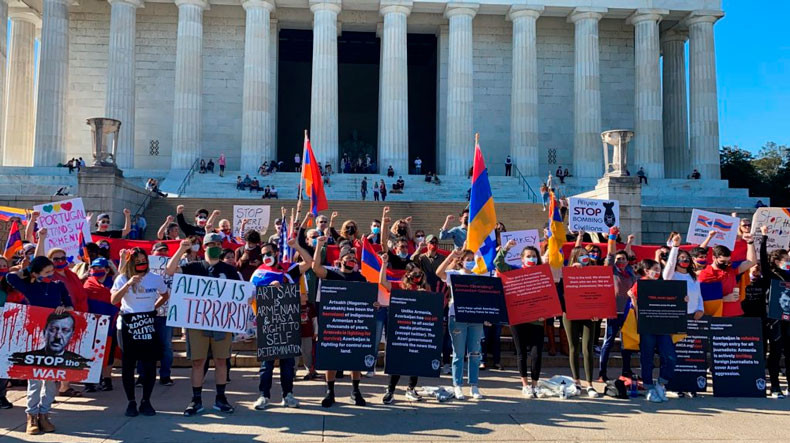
[397,227,407,236]
[206,246,222,260]
[678,260,691,269]
[463,261,475,271]
[660,253,668,261]
[221,228,231,235]
[191,244,200,252]
[371,227,380,235]
[616,261,628,270]
[523,256,538,267]
[780,262,790,271]
[398,251,409,259]
[262,254,276,267]
[37,275,52,284]
[345,226,356,235]
[90,270,106,278]
[715,260,730,270]
[342,262,356,271]
[311,238,318,248]
[415,236,425,243]
[695,259,707,266]
[196,217,208,227]
[99,222,110,230]
[647,270,660,280]
[578,256,590,265]
[589,253,599,261]
[134,263,149,274]
[53,261,68,270]
[410,274,423,284]
[99,244,110,250]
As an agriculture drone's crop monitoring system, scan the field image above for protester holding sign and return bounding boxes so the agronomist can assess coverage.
[6,256,73,435]
[599,227,636,382]
[82,258,118,393]
[311,235,370,408]
[494,240,546,398]
[663,234,705,320]
[378,253,430,404]
[698,234,755,317]
[250,238,313,411]
[111,248,169,417]
[436,249,485,400]
[757,226,790,398]
[165,233,241,416]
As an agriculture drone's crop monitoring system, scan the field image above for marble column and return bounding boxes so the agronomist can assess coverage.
[508,5,542,177]
[568,7,606,178]
[628,9,667,179]
[240,0,274,171]
[444,2,478,176]
[105,0,143,170]
[378,0,411,175]
[661,29,689,179]
[171,0,208,169]
[3,14,38,166]
[309,0,341,168]
[269,18,279,160]
[33,0,70,167]
[686,10,724,180]
[0,0,8,164]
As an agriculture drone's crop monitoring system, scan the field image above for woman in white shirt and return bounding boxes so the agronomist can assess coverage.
[662,234,705,320]
[111,248,169,418]
[436,249,484,401]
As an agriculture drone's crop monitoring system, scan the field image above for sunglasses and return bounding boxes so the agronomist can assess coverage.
[52,256,67,262]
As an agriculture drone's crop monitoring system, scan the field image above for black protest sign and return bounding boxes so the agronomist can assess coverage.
[449,274,508,324]
[636,280,688,335]
[710,317,766,397]
[255,284,302,361]
[316,280,378,371]
[384,290,444,378]
[121,311,160,361]
[768,279,790,321]
[666,318,710,393]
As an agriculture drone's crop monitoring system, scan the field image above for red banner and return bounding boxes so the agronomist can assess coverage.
[500,264,562,325]
[562,266,617,320]
[559,240,747,264]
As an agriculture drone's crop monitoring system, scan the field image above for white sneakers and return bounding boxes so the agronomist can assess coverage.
[255,394,300,409]
[470,385,483,400]
[453,385,483,400]
[281,393,300,408]
[586,387,601,398]
[522,386,535,398]
[453,386,465,400]
[253,395,270,410]
[405,389,422,402]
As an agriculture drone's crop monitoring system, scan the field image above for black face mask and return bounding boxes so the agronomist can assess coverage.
[397,227,407,236]
[715,260,731,270]
[345,226,356,235]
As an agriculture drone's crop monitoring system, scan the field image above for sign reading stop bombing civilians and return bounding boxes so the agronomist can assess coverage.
[568,198,620,234]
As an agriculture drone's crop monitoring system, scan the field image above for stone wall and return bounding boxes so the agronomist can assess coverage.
[77,168,153,230]
[642,206,755,245]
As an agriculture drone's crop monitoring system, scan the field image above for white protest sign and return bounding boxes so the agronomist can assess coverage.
[499,230,540,267]
[166,273,255,334]
[33,198,91,263]
[233,205,270,237]
[148,255,172,316]
[568,197,620,233]
[686,209,738,249]
[751,207,790,252]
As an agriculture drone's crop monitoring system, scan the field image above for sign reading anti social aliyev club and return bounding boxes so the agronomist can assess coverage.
[568,198,619,234]
[167,273,255,334]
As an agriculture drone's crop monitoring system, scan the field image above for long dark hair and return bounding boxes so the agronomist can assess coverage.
[635,259,659,278]
[22,256,54,281]
[676,249,697,281]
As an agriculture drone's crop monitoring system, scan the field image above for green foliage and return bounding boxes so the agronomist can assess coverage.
[720,142,790,206]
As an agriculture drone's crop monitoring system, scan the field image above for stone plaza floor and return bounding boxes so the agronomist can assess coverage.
[0,367,788,442]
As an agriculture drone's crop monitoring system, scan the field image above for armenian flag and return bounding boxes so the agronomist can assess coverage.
[3,221,23,260]
[360,237,382,283]
[0,205,27,223]
[78,230,90,263]
[301,131,328,216]
[467,134,497,274]
[546,181,566,268]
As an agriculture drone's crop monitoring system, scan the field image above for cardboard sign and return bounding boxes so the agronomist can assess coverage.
[316,280,378,371]
[768,279,790,321]
[636,280,688,335]
[710,317,765,397]
[562,266,617,320]
[667,318,710,393]
[233,205,270,236]
[568,197,620,234]
[500,265,562,325]
[166,273,255,334]
[499,230,540,267]
[686,209,738,249]
[384,290,444,378]
[0,304,110,383]
[255,284,302,361]
[751,207,790,252]
[449,274,508,324]
[33,198,91,263]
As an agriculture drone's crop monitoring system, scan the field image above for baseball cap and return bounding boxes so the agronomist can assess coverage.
[22,243,36,253]
[274,218,282,225]
[97,213,110,221]
[203,233,223,245]
[152,242,169,253]
[90,258,110,268]
[425,234,437,243]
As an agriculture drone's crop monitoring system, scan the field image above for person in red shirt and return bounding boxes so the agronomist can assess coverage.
[698,237,755,317]
[83,258,119,392]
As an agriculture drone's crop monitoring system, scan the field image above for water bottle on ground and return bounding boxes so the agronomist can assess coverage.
[629,374,638,398]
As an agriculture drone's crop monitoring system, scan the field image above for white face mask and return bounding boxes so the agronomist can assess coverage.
[191,244,200,252]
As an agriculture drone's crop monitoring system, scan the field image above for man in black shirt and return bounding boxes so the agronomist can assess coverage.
[166,233,240,416]
[311,236,368,408]
[176,205,219,238]
[92,209,132,239]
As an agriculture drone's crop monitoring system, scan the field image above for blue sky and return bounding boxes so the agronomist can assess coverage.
[717,0,790,153]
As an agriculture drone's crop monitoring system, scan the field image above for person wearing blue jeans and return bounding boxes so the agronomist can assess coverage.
[599,315,633,379]
[256,358,298,408]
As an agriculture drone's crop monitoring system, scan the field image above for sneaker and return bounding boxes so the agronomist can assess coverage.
[139,400,156,416]
[184,400,204,416]
[587,387,601,398]
[441,364,451,375]
[253,395,270,410]
[470,385,483,400]
[213,397,235,413]
[453,386,465,400]
[159,377,174,386]
[281,393,300,408]
[100,378,113,392]
[351,390,367,406]
[770,391,785,399]
[479,363,487,370]
[382,390,394,404]
[521,386,533,398]
[655,384,668,402]
[405,389,422,401]
[0,396,13,409]
[363,370,375,378]
[646,388,664,403]
[125,401,139,417]
[321,391,336,408]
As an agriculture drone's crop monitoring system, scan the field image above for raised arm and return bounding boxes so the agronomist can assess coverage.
[25,211,40,243]
[328,211,338,231]
[606,227,619,257]
[288,238,313,274]
[699,229,716,249]
[625,234,635,256]
[494,239,516,273]
[663,233,681,281]
[121,208,132,238]
[206,209,221,232]
[157,215,174,240]
[758,226,770,271]
[436,249,460,282]
[439,214,454,238]
[311,236,329,279]
[378,253,392,291]
[574,230,584,248]
[738,232,756,274]
[166,239,191,276]
[34,228,48,257]
[380,212,392,249]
